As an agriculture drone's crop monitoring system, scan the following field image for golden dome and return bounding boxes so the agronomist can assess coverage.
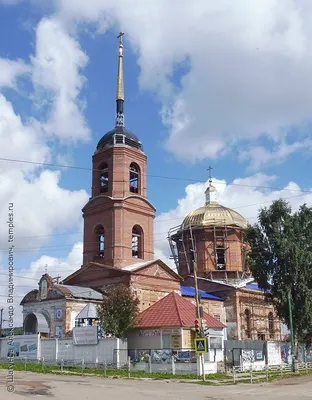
[182,178,247,229]
[182,203,248,229]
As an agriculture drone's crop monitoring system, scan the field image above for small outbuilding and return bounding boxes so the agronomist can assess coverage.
[128,291,226,362]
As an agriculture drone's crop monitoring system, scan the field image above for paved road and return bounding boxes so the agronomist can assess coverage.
[1,371,312,399]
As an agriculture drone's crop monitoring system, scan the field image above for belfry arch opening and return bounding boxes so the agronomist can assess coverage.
[129,163,140,194]
[132,225,143,258]
[100,163,109,193]
[94,225,105,258]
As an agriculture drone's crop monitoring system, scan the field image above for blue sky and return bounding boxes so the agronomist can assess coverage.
[1,0,312,325]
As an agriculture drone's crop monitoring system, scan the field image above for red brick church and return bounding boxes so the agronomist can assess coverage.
[21,32,282,343]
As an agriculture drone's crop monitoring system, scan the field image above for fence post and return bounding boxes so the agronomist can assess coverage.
[41,357,44,372]
[265,365,268,381]
[171,355,175,375]
[148,354,152,374]
[201,354,206,382]
[306,362,308,374]
[249,365,253,384]
[61,359,64,373]
[82,358,85,375]
[128,356,131,378]
[233,367,236,384]
[104,360,107,377]
[55,338,58,362]
[280,364,283,376]
[24,358,27,371]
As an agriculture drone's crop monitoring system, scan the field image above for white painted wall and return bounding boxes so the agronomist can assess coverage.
[0,335,127,364]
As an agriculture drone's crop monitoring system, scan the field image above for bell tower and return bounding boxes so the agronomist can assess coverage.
[82,32,155,268]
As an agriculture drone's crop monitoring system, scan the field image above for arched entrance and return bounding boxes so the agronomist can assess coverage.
[24,312,50,335]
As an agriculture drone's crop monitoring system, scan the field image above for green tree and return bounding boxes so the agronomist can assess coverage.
[97,284,140,338]
[244,199,312,345]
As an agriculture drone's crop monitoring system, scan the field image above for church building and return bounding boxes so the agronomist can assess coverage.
[168,177,282,341]
[20,32,281,344]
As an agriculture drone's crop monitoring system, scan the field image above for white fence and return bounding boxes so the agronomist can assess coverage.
[233,362,312,383]
[0,335,127,365]
[130,355,217,375]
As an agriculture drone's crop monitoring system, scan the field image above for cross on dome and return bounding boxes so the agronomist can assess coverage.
[205,166,218,205]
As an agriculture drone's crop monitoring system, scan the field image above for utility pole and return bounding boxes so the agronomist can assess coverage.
[0,308,3,337]
[287,290,296,372]
[189,227,202,334]
[189,226,205,381]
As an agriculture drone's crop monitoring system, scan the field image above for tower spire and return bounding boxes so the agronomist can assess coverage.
[116,31,125,127]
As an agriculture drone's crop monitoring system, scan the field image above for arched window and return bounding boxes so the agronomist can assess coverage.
[132,225,142,258]
[94,225,105,257]
[245,309,251,339]
[129,163,140,194]
[100,163,109,193]
[268,312,274,338]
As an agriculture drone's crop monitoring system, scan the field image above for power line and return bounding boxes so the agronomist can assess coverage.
[0,192,309,245]
[0,156,311,193]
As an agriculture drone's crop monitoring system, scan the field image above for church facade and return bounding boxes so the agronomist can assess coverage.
[21,32,281,343]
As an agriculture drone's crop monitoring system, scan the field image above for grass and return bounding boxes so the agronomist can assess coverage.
[0,361,310,385]
[0,361,199,380]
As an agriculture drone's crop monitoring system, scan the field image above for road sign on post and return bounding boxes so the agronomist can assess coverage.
[195,338,207,354]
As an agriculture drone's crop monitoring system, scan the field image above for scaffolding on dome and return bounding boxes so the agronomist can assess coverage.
[167,220,252,286]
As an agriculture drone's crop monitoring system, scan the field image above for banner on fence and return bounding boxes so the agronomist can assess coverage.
[72,326,98,345]
[3,334,39,359]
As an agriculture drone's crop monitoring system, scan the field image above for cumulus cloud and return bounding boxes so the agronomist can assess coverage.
[240,138,312,170]
[154,173,312,263]
[0,58,30,89]
[31,17,90,142]
[0,94,50,174]
[0,170,88,250]
[49,0,312,166]
[0,15,92,328]
[0,242,83,327]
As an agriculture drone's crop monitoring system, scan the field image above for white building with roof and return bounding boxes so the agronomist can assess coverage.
[20,273,103,338]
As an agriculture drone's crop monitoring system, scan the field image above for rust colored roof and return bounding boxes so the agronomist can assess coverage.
[136,292,225,329]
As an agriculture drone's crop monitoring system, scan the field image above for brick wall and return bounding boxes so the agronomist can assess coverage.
[82,144,155,267]
[174,226,247,278]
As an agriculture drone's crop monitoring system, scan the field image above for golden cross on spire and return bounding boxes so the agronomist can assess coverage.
[117,31,124,44]
[207,166,213,182]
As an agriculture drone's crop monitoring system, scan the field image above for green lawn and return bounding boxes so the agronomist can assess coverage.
[0,361,310,385]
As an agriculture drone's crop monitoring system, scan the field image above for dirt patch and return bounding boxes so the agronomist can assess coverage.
[10,379,53,397]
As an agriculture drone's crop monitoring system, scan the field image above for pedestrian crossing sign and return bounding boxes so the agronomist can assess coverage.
[195,338,207,354]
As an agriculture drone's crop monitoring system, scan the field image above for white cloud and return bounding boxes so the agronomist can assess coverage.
[154,173,312,263]
[0,58,30,89]
[50,0,312,166]
[0,169,88,251]
[240,138,312,170]
[0,242,83,327]
[0,94,50,174]
[31,17,90,142]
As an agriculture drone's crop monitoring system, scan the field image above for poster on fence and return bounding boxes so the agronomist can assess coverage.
[3,334,39,359]
[72,326,98,345]
[266,341,281,365]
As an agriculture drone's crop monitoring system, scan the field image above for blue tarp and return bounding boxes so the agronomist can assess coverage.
[245,283,268,292]
[181,285,222,301]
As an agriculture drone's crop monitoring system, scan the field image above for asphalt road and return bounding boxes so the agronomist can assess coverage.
[1,371,312,399]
